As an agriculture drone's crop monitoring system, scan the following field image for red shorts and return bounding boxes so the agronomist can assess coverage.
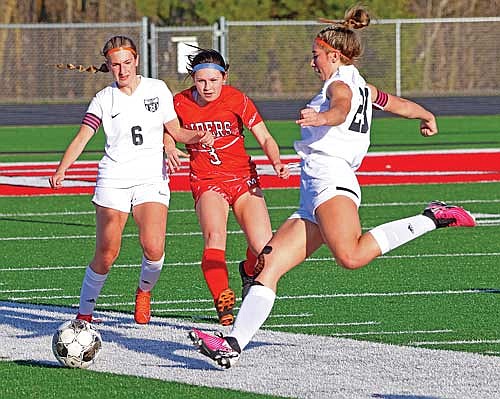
[190,172,260,206]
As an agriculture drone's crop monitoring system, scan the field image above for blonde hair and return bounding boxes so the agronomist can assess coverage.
[55,35,138,74]
[316,5,370,64]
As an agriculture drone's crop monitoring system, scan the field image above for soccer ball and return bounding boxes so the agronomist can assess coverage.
[52,319,102,368]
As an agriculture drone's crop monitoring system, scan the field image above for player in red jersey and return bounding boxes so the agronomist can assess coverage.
[165,48,289,325]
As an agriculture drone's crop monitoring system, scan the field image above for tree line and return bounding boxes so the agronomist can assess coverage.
[1,0,498,25]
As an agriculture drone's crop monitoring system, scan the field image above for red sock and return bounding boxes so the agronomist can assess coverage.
[201,248,228,301]
[244,247,258,276]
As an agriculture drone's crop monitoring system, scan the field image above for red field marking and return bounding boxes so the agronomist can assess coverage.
[1,150,499,196]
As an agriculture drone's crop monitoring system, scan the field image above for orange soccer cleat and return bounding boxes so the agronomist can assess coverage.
[134,288,151,324]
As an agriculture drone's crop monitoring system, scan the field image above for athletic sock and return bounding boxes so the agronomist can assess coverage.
[201,248,228,300]
[228,285,276,351]
[138,254,164,292]
[78,266,108,315]
[369,214,436,254]
[244,247,258,276]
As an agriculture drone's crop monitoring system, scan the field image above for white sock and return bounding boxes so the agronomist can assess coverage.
[78,266,108,315]
[228,285,276,351]
[138,254,164,292]
[369,214,436,254]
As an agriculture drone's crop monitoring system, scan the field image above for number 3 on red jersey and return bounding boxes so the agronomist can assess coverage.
[208,147,222,165]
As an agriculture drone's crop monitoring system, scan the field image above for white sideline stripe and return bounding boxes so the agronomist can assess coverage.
[1,149,497,168]
[264,321,380,328]
[411,339,500,346]
[1,252,500,272]
[357,171,498,176]
[3,302,500,398]
[331,329,453,337]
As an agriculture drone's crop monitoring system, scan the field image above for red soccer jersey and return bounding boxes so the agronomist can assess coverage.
[174,85,263,179]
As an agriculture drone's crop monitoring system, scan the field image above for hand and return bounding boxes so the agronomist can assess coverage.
[48,171,65,189]
[420,115,438,137]
[197,130,214,147]
[295,107,327,127]
[164,146,189,174]
[273,163,290,179]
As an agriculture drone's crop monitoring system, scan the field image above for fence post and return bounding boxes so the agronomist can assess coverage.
[218,16,227,61]
[149,22,157,79]
[141,16,149,77]
[395,20,401,96]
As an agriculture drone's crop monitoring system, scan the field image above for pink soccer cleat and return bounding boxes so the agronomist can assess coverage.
[188,328,241,369]
[423,200,476,228]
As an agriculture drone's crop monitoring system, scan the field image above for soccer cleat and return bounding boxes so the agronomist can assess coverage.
[239,261,254,300]
[215,288,236,326]
[422,200,476,228]
[188,328,241,369]
[134,288,151,324]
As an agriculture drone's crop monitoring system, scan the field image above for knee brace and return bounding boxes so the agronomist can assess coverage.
[254,245,272,277]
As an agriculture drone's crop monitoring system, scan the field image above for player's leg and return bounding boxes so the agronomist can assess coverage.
[315,195,383,269]
[229,217,323,351]
[78,202,129,321]
[316,196,475,270]
[232,187,273,298]
[132,198,168,324]
[196,190,235,325]
[190,217,324,367]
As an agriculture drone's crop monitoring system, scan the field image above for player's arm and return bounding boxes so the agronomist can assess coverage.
[164,117,214,146]
[250,121,290,179]
[163,130,189,173]
[49,124,95,189]
[367,83,438,137]
[296,81,351,127]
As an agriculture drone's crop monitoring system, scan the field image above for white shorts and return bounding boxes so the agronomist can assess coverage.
[289,155,361,224]
[92,181,170,213]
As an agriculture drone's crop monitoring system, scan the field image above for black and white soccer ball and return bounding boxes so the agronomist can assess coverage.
[52,319,102,368]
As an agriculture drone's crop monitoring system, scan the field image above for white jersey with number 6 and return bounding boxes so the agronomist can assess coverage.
[86,76,177,188]
[294,65,372,171]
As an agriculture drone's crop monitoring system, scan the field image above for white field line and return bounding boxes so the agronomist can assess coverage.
[1,252,499,273]
[0,288,62,293]
[264,321,380,328]
[154,311,312,318]
[411,339,500,346]
[1,198,500,218]
[331,329,453,337]
[0,215,499,242]
[8,294,121,301]
[5,288,498,305]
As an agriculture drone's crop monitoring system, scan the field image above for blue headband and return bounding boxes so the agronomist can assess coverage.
[192,63,226,73]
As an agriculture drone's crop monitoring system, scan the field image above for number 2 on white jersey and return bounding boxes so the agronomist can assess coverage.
[348,87,369,133]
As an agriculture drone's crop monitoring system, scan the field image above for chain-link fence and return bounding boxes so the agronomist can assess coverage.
[0,20,147,103]
[1,17,499,104]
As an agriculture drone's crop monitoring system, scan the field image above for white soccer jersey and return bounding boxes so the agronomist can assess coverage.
[294,65,372,171]
[86,76,178,188]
